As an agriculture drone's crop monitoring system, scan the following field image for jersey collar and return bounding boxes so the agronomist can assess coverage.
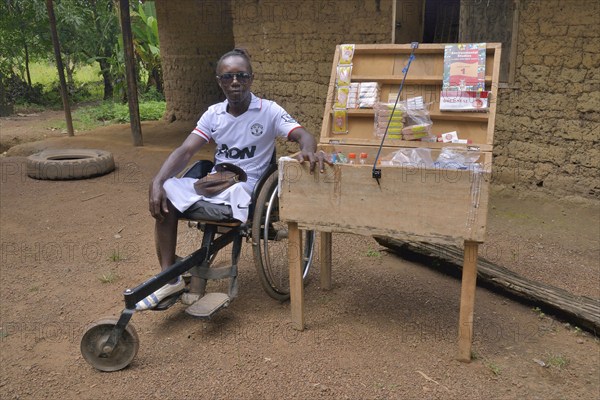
[216,93,261,115]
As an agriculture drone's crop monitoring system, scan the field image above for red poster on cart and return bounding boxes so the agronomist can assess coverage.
[442,43,486,92]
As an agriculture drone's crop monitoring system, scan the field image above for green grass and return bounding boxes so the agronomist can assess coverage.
[22,61,159,107]
[26,61,104,103]
[485,361,502,376]
[108,249,124,262]
[366,249,382,258]
[545,353,569,369]
[532,306,546,319]
[48,100,166,131]
[28,61,61,87]
[98,271,119,284]
[29,61,100,87]
[16,61,165,130]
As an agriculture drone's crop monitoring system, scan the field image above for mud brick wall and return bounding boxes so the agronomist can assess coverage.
[156,0,234,122]
[156,0,598,199]
[493,0,600,198]
[231,0,394,139]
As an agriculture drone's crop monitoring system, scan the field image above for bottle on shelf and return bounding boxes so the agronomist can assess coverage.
[359,152,368,165]
[348,153,356,164]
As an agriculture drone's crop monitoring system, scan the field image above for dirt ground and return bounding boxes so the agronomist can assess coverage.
[0,113,599,399]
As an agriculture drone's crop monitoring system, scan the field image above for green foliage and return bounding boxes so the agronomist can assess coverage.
[532,306,546,319]
[140,86,164,102]
[138,101,166,120]
[545,353,569,369]
[67,100,165,128]
[366,249,382,258]
[98,271,118,284]
[3,0,162,107]
[485,361,502,376]
[130,1,162,92]
[108,249,124,262]
[4,75,45,104]
[0,0,50,81]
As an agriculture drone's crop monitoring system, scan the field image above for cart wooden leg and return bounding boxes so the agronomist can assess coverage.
[320,232,332,290]
[288,222,304,331]
[458,240,479,362]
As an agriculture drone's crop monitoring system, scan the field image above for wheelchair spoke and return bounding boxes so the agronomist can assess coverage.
[252,170,315,301]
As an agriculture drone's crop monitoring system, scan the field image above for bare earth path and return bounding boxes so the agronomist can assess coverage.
[0,114,598,399]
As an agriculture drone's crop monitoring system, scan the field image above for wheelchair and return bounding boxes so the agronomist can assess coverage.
[80,158,315,371]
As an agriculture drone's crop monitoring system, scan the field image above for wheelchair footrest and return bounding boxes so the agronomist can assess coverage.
[185,292,230,319]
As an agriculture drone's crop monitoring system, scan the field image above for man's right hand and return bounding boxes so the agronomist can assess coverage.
[149,180,169,221]
[147,134,208,220]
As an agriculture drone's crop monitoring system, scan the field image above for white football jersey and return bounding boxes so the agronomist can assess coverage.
[192,93,302,191]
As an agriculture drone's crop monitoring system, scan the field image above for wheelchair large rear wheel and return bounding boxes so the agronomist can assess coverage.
[252,171,315,301]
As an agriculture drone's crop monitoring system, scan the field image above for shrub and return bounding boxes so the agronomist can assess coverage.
[5,75,45,105]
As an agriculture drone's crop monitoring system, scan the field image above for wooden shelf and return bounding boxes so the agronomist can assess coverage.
[352,43,501,55]
[319,136,492,152]
[343,108,489,122]
[352,75,493,85]
[322,43,501,147]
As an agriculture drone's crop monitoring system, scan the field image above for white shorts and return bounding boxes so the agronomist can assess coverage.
[163,177,252,222]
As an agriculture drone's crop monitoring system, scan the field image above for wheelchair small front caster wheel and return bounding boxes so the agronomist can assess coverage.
[80,317,139,372]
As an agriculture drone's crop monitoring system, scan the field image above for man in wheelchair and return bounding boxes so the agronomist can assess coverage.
[137,48,326,311]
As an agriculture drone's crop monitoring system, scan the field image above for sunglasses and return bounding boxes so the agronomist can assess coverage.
[216,72,252,84]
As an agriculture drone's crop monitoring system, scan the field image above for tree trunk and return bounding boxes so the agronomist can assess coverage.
[65,57,76,96]
[146,66,163,95]
[118,0,143,146]
[375,237,600,334]
[24,42,32,88]
[46,0,74,136]
[0,72,14,117]
[98,58,114,100]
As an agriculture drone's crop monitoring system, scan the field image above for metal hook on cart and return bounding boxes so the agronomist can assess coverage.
[372,41,419,184]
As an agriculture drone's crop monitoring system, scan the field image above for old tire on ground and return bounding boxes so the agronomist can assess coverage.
[27,148,115,180]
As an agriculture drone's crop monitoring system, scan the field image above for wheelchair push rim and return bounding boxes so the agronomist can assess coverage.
[252,171,315,301]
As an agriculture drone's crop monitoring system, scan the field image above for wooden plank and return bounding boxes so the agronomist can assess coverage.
[353,43,501,54]
[352,75,493,85]
[345,108,489,122]
[318,137,494,153]
[288,222,304,330]
[374,237,600,334]
[486,44,502,146]
[279,160,490,245]
[458,241,478,362]
[320,232,333,290]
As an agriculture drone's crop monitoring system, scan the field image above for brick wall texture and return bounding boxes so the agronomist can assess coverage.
[494,0,599,198]
[156,0,234,122]
[230,0,393,137]
[156,0,599,200]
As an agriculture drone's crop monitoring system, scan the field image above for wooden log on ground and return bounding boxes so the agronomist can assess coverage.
[374,236,600,335]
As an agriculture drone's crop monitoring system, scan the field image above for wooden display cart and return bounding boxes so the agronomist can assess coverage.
[279,43,501,362]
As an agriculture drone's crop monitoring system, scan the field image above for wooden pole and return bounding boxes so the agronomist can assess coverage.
[288,222,305,331]
[45,0,74,137]
[458,241,479,362]
[320,232,332,290]
[118,0,143,146]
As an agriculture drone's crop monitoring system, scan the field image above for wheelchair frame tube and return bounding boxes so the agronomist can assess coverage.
[123,228,241,309]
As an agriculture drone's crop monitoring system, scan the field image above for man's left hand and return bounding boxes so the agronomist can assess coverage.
[296,149,332,173]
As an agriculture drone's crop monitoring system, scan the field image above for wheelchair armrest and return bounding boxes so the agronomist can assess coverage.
[182,160,214,179]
